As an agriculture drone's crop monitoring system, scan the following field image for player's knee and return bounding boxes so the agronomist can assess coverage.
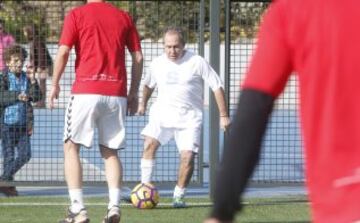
[180,151,194,167]
[100,146,118,159]
[64,140,80,155]
[143,138,159,157]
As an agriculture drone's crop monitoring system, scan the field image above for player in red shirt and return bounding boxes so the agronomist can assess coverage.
[49,0,143,222]
[204,0,360,223]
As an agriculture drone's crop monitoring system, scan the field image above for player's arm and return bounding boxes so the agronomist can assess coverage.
[49,10,76,109]
[198,58,230,131]
[137,85,154,115]
[210,89,274,222]
[128,51,143,116]
[213,87,230,132]
[49,45,70,109]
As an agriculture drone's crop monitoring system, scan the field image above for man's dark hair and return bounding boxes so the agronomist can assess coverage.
[3,45,28,63]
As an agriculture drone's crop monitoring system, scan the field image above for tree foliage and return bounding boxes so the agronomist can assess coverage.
[0,1,269,44]
[228,2,268,41]
[129,1,201,43]
[0,1,48,43]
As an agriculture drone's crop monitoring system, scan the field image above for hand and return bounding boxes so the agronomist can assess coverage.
[127,92,139,116]
[203,218,233,223]
[137,103,146,116]
[220,116,231,132]
[49,84,60,109]
[18,93,29,102]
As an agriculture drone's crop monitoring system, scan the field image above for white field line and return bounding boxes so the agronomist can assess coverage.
[0,202,214,207]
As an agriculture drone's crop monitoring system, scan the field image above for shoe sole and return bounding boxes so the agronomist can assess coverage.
[103,214,120,223]
[58,219,89,223]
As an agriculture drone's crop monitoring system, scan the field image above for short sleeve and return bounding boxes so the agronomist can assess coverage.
[125,15,141,52]
[242,0,293,98]
[144,63,157,89]
[199,57,223,91]
[59,11,78,48]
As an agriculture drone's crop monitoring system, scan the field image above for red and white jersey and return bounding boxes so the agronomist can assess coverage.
[243,0,360,222]
[59,2,141,97]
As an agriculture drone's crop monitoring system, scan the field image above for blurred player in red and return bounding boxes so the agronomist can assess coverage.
[204,0,360,222]
[50,0,143,222]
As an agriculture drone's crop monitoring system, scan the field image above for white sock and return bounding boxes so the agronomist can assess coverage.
[141,159,154,183]
[173,185,186,198]
[108,188,121,209]
[69,188,85,213]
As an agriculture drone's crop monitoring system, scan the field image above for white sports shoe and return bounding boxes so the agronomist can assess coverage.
[59,208,89,223]
[102,205,121,223]
[173,196,187,208]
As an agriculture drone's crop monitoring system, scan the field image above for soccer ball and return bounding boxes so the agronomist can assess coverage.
[130,183,159,209]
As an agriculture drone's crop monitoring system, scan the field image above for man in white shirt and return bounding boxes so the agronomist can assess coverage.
[137,27,230,208]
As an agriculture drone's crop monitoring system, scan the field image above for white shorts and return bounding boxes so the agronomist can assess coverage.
[63,94,127,149]
[141,121,201,154]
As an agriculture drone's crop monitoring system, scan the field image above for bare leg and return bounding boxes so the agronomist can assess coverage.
[100,146,122,189]
[177,150,195,188]
[173,150,195,207]
[100,145,122,215]
[64,140,82,189]
[142,136,160,160]
[64,140,86,214]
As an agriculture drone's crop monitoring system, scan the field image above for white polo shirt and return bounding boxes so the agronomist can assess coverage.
[145,50,223,128]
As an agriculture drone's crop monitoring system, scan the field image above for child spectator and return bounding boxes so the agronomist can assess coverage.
[0,45,42,196]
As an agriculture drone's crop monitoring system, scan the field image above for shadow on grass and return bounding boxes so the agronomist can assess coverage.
[153,205,213,210]
[245,198,308,207]
[151,198,308,210]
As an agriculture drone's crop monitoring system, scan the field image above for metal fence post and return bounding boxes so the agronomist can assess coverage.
[223,0,231,153]
[209,0,221,198]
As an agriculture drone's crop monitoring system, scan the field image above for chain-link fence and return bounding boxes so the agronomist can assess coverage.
[0,0,204,186]
[226,0,304,184]
[0,0,304,187]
